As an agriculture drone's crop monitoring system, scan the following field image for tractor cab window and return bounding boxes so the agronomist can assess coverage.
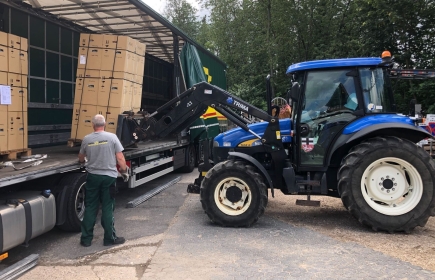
[359,67,393,113]
[297,69,358,166]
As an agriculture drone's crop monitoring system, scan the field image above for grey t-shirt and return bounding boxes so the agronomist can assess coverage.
[79,131,124,178]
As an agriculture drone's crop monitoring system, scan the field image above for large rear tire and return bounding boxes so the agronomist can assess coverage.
[338,136,435,232]
[200,160,268,227]
[56,173,87,232]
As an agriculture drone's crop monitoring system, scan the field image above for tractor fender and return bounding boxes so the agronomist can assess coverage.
[228,151,274,189]
[344,123,432,144]
[328,123,432,166]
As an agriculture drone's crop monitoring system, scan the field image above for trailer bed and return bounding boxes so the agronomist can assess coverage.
[0,139,182,188]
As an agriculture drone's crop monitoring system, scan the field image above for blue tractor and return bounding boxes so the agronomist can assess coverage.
[121,52,435,232]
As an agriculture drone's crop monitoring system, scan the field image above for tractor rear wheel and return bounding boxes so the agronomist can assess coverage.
[200,160,268,227]
[338,136,435,232]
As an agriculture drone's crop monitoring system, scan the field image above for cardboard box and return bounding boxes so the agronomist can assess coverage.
[7,73,22,87]
[76,68,85,78]
[0,32,7,47]
[7,111,25,150]
[21,75,28,88]
[78,47,88,69]
[87,48,102,70]
[17,37,28,52]
[108,79,131,110]
[8,34,20,50]
[101,49,116,71]
[70,104,81,140]
[8,87,27,112]
[133,74,143,85]
[81,77,100,105]
[113,50,132,73]
[76,104,97,140]
[131,83,142,111]
[136,55,145,77]
[112,71,134,81]
[117,36,136,53]
[136,41,146,56]
[0,46,7,72]
[0,106,7,151]
[98,79,111,107]
[129,53,137,75]
[105,107,125,134]
[100,71,136,82]
[89,34,103,48]
[0,71,7,85]
[97,105,107,116]
[19,51,28,75]
[79,34,90,47]
[103,35,118,49]
[8,48,20,74]
[74,78,84,104]
[84,69,100,78]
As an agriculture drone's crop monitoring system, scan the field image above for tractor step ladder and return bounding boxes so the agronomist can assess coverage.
[295,172,321,207]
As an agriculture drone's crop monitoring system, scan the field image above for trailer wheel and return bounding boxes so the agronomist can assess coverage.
[200,160,268,227]
[338,136,435,232]
[180,144,196,173]
[56,173,87,232]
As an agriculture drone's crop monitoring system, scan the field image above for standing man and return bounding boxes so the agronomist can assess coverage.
[78,114,130,247]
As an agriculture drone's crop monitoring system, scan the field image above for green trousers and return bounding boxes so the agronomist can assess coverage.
[80,173,118,245]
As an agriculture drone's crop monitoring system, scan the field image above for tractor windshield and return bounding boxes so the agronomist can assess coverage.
[359,67,394,113]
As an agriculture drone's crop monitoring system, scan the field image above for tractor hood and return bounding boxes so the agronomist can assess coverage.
[214,119,292,148]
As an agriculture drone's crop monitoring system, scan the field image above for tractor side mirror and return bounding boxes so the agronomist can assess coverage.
[290,82,301,102]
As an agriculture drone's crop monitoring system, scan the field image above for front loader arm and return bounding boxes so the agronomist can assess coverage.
[117,82,275,146]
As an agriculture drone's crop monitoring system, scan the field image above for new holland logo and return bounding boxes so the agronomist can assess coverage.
[234,100,249,111]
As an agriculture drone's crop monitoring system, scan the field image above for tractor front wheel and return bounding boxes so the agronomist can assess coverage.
[200,160,268,227]
[338,136,435,232]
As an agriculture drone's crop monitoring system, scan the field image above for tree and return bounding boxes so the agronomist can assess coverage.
[163,0,200,40]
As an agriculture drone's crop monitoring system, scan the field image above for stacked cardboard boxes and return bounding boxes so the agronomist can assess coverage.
[0,31,29,153]
[70,34,145,142]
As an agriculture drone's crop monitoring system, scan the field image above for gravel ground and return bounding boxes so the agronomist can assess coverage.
[266,192,435,272]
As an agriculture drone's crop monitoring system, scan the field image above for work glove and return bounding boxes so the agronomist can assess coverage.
[79,158,87,170]
[120,166,130,182]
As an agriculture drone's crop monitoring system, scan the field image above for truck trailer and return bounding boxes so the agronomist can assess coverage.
[0,0,227,261]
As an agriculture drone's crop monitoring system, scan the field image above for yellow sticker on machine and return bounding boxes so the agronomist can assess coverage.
[0,252,8,260]
[276,131,281,139]
[201,172,207,176]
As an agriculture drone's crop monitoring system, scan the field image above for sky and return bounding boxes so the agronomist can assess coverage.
[141,0,207,18]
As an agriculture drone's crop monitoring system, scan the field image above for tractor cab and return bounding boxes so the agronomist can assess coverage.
[286,56,395,168]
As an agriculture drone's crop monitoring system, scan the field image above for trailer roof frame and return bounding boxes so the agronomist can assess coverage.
[7,0,226,66]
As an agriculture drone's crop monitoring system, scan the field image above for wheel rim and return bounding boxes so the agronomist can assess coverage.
[75,182,86,221]
[361,157,423,216]
[214,177,252,216]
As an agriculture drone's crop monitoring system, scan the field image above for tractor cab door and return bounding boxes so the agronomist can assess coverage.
[292,69,360,168]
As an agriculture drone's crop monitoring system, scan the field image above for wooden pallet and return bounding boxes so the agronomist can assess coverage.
[0,148,32,160]
[67,139,82,148]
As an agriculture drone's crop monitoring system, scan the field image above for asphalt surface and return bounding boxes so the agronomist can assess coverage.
[1,170,435,279]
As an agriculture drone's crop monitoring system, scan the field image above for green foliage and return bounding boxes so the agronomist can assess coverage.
[165,0,435,113]
[163,0,200,40]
